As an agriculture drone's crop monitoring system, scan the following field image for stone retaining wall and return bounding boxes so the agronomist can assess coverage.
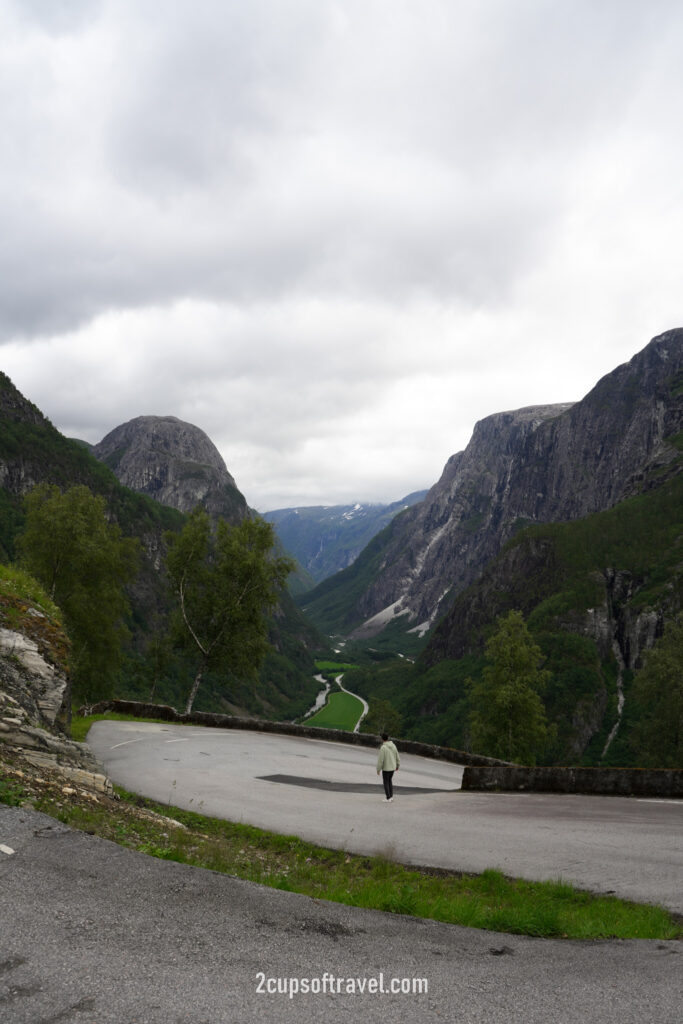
[84,700,511,768]
[84,700,683,797]
[461,765,683,798]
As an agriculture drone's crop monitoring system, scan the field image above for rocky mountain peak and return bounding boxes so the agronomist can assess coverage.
[93,415,247,522]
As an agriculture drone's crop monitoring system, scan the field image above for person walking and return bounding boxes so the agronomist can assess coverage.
[376,732,400,801]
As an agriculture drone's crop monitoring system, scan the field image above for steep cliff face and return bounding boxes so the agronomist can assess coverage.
[93,416,248,523]
[311,330,682,639]
[419,462,682,762]
[353,404,575,635]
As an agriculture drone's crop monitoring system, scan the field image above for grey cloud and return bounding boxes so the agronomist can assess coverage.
[5,0,681,342]
[2,0,683,507]
[13,0,102,35]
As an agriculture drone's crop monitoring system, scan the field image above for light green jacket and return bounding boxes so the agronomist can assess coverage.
[376,740,400,772]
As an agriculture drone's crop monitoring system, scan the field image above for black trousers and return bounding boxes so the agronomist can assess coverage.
[382,770,395,799]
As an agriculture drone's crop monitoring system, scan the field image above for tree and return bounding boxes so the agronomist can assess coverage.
[360,698,402,737]
[165,507,293,714]
[16,483,139,702]
[468,610,551,764]
[629,614,683,769]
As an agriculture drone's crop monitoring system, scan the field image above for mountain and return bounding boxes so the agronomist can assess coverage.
[92,415,316,596]
[321,329,683,766]
[93,415,248,523]
[91,412,326,713]
[264,491,428,585]
[346,460,683,765]
[0,371,183,624]
[0,376,323,719]
[301,330,683,646]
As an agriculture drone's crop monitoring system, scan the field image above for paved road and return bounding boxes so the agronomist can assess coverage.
[88,721,683,913]
[1,804,681,1024]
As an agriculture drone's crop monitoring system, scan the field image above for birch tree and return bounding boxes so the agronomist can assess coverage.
[165,507,292,714]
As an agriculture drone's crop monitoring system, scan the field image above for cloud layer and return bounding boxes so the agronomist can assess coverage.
[1,0,682,509]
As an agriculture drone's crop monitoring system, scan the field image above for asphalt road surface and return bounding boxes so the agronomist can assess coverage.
[1,804,681,1024]
[87,721,683,914]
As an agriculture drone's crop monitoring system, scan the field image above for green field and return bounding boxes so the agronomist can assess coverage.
[314,660,356,672]
[306,690,364,730]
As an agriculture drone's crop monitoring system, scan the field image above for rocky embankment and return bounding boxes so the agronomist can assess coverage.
[0,576,111,795]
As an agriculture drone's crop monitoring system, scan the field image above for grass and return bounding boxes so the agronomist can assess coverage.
[0,776,26,806]
[2,759,677,942]
[0,564,63,622]
[314,660,356,673]
[305,690,365,730]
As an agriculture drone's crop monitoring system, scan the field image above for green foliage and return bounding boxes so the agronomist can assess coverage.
[0,563,63,623]
[469,611,551,764]
[402,657,485,749]
[165,507,294,713]
[0,777,26,806]
[0,408,182,540]
[0,489,24,562]
[629,614,683,768]
[16,484,140,702]
[359,698,402,737]
[343,656,478,750]
[534,631,606,764]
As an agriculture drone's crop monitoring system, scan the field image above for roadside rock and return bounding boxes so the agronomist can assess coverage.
[0,594,112,796]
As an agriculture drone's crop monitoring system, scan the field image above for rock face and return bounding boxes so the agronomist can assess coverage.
[0,588,111,793]
[93,416,248,523]
[0,626,70,734]
[312,330,683,638]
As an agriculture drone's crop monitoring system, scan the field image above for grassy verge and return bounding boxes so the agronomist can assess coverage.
[1,744,680,941]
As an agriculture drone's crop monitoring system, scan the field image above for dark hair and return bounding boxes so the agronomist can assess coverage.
[381,732,389,741]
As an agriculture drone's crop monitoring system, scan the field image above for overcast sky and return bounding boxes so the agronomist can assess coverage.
[1,0,682,511]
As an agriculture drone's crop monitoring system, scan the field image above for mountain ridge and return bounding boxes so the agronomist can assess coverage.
[301,330,683,643]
